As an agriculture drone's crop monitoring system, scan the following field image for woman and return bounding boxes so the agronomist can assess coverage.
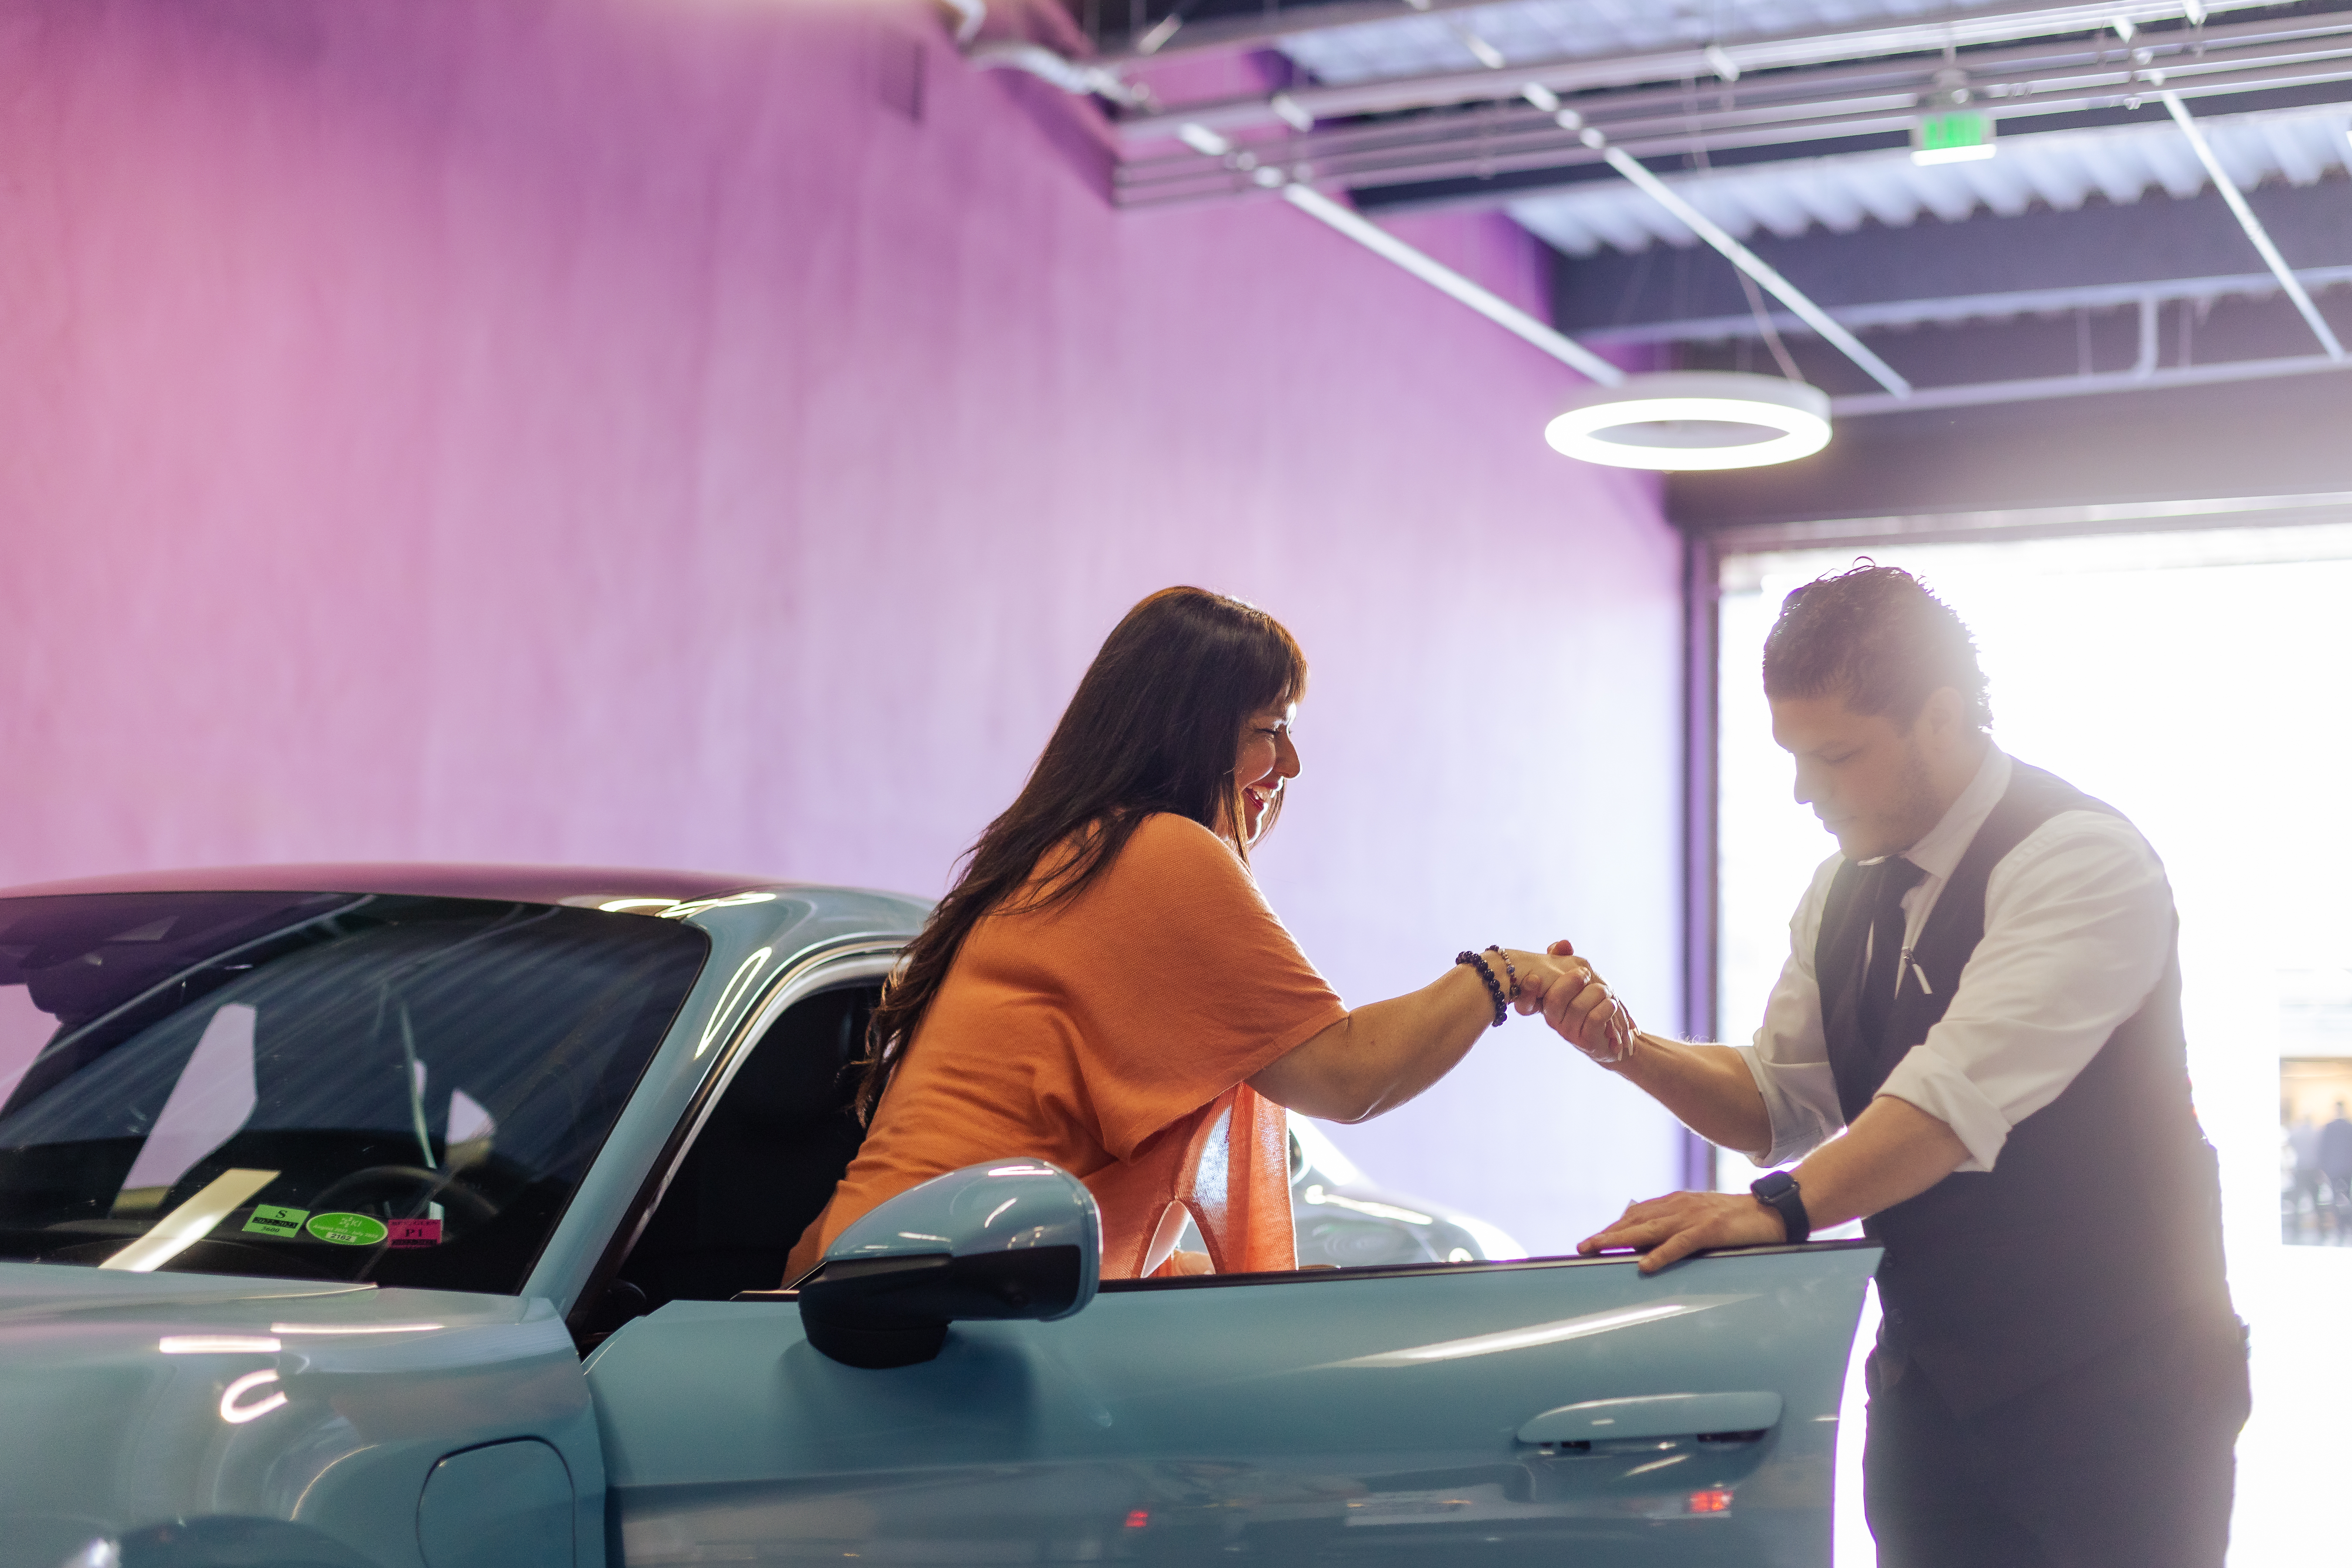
[784,587,1595,1280]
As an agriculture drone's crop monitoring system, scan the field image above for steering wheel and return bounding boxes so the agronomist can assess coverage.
[306,1165,500,1227]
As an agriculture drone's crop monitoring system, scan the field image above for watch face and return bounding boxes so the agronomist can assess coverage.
[1748,1171,1805,1243]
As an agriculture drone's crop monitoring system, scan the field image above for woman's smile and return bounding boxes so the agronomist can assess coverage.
[1233,704,1300,846]
[1242,779,1282,839]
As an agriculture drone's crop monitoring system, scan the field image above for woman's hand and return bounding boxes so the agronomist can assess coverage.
[1454,948,1580,1026]
[1535,940,1640,1065]
[1494,948,1575,1015]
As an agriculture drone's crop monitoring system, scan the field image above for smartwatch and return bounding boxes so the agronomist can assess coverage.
[1749,1169,1810,1244]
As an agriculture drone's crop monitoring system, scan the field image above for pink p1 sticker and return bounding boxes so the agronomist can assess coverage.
[388,1217,443,1248]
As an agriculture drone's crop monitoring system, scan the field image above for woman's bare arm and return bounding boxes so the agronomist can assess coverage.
[1249,950,1571,1122]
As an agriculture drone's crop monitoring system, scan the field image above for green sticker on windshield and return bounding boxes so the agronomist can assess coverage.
[305,1211,389,1246]
[243,1204,308,1238]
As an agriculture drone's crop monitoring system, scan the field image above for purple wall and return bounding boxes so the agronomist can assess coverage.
[0,0,1684,1251]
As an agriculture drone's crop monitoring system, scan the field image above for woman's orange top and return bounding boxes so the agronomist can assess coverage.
[785,812,1348,1280]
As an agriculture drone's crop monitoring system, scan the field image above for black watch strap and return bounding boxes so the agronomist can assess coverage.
[1749,1170,1810,1244]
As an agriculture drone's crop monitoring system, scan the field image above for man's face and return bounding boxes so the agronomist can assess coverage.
[1770,692,1943,862]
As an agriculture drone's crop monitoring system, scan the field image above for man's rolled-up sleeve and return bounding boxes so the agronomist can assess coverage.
[1733,857,1847,1169]
[1876,812,2174,1173]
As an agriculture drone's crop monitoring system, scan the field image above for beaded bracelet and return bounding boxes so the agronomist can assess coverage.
[1456,950,1508,1028]
[1484,944,1520,1000]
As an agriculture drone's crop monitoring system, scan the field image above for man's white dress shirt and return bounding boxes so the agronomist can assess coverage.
[1734,745,2177,1172]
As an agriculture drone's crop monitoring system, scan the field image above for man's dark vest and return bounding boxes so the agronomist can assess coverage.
[1816,760,2231,1416]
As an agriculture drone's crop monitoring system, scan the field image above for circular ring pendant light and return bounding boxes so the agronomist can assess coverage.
[1544,371,1832,471]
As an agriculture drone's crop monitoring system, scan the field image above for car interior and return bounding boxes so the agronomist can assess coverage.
[614,983,878,1311]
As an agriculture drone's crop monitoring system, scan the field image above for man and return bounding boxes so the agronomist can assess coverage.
[1543,564,2246,1568]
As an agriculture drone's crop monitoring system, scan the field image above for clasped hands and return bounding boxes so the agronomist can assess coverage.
[1496,941,1640,1065]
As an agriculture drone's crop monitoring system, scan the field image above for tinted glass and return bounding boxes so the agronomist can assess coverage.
[0,892,707,1292]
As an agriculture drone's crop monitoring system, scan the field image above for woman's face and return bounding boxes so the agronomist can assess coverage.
[1232,701,1301,846]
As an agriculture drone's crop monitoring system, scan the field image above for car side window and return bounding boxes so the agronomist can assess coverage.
[617,984,877,1311]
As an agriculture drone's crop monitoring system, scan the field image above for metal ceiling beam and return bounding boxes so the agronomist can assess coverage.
[1114,27,2352,206]
[2159,86,2348,359]
[1275,184,1625,382]
[1093,0,1535,63]
[1829,348,2352,414]
[1095,0,2281,69]
[1548,171,2352,331]
[1121,74,2352,210]
[1122,75,2352,209]
[1574,265,2352,345]
[1585,134,1910,396]
[1113,0,2322,143]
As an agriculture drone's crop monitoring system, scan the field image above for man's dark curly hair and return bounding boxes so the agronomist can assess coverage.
[1762,562,1991,730]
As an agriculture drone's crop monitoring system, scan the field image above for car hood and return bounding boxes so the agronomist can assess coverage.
[0,1264,585,1568]
[0,1264,377,1325]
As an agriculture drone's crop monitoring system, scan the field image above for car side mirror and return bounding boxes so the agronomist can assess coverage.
[795,1159,1101,1369]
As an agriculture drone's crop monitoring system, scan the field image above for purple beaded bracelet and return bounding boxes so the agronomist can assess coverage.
[1484,944,1520,1000]
[1456,950,1509,1028]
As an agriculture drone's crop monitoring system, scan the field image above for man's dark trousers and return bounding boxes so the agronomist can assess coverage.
[1862,1307,2249,1568]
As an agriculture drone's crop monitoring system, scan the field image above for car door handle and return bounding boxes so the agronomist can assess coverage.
[1517,1391,1784,1445]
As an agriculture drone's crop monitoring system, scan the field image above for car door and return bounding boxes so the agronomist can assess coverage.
[585,1239,1875,1567]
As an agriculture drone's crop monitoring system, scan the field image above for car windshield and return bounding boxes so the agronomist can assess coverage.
[0,892,707,1293]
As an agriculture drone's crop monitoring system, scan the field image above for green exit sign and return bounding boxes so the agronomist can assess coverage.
[1913,111,1997,164]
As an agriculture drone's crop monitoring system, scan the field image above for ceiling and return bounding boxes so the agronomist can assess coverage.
[1505,97,2352,255]
[1276,0,2003,85]
[1075,0,2352,435]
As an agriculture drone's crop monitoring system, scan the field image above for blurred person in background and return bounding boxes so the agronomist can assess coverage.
[2320,1099,2352,1222]
[1540,565,2246,1568]
[2285,1108,2323,1240]
[787,586,1589,1282]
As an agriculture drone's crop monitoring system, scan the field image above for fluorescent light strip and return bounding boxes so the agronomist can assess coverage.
[1911,143,1998,165]
[269,1321,445,1335]
[1176,122,1231,158]
[100,1168,280,1274]
[159,1335,280,1354]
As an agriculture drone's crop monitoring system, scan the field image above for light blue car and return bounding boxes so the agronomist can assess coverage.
[0,868,1876,1568]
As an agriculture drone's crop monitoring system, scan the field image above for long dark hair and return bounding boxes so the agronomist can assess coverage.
[855,587,1308,1122]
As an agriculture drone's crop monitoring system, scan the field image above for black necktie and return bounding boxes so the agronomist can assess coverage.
[1857,856,1926,1044]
